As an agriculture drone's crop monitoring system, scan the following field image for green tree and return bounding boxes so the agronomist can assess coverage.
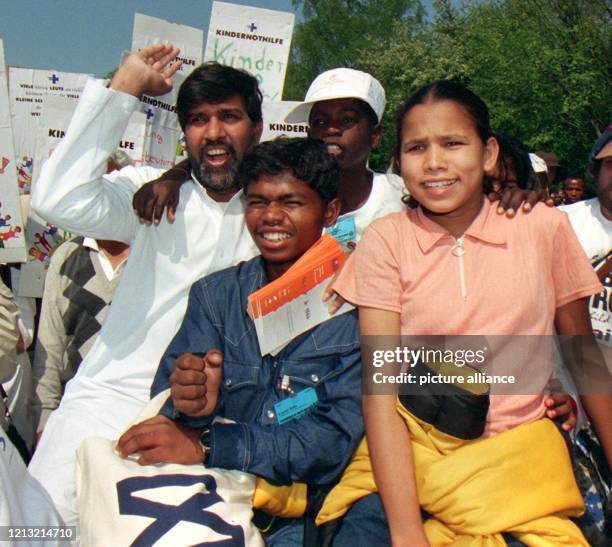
[358,0,472,168]
[284,0,425,101]
[459,0,611,178]
[358,0,611,175]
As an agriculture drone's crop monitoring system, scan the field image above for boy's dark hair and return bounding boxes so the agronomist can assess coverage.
[236,137,340,203]
[395,80,492,157]
[176,62,263,130]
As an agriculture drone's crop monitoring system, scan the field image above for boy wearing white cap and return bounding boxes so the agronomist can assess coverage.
[285,68,406,249]
[134,68,407,247]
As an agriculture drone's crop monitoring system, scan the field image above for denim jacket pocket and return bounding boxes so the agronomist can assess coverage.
[280,356,340,389]
[220,362,261,417]
[222,361,259,391]
[279,322,358,389]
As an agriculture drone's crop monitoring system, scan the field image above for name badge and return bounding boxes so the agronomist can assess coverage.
[274,387,318,424]
[326,216,357,245]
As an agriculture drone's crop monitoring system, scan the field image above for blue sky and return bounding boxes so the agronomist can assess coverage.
[1,1,436,78]
[0,0,298,77]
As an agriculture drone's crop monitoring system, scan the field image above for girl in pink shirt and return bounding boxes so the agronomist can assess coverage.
[333,81,610,546]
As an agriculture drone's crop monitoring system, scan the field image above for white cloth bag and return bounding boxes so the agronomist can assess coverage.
[0,428,63,546]
[75,390,263,546]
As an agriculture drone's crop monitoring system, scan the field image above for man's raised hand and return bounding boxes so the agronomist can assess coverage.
[110,44,183,98]
[170,351,223,417]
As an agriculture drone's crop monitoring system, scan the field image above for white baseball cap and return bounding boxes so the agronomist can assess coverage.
[284,68,386,124]
[529,153,548,173]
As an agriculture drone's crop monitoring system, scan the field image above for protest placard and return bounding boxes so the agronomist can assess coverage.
[261,101,308,142]
[8,67,90,194]
[204,1,295,101]
[19,97,78,296]
[0,39,27,263]
[131,13,204,169]
[19,97,146,297]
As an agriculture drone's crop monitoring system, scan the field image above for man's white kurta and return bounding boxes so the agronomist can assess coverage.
[29,80,258,525]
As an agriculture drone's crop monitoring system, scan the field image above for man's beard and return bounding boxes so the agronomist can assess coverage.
[189,150,240,194]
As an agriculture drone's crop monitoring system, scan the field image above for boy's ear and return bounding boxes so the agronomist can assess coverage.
[370,124,383,151]
[483,136,500,176]
[323,198,341,228]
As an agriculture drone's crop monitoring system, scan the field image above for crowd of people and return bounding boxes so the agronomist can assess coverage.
[0,42,610,546]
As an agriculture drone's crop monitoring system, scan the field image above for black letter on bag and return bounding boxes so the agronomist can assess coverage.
[117,474,245,546]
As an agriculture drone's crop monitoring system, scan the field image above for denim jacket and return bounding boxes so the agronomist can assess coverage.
[151,256,363,487]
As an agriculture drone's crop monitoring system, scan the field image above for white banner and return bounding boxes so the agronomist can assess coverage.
[204,1,295,101]
[261,101,308,142]
[20,98,77,297]
[116,111,148,167]
[131,13,204,169]
[0,40,27,263]
[19,99,146,297]
[8,67,90,195]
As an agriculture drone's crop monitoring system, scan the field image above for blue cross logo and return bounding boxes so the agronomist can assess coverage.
[117,474,244,546]
[248,22,257,32]
[50,74,60,84]
[146,109,155,120]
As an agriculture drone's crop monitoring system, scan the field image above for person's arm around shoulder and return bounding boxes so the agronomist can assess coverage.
[132,159,190,225]
[31,45,182,243]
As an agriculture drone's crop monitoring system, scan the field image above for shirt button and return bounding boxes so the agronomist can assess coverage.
[267,409,275,419]
[310,374,319,383]
[225,378,232,387]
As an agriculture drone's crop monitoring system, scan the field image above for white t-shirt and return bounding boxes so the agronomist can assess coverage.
[559,197,611,261]
[326,172,406,250]
[560,198,611,348]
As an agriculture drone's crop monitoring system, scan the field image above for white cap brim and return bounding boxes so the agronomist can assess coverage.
[284,101,317,124]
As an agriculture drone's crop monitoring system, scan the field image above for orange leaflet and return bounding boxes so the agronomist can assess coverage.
[248,232,346,319]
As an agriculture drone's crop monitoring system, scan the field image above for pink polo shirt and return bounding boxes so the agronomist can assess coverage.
[334,199,602,435]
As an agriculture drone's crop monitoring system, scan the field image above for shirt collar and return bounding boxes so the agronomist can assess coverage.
[243,256,268,317]
[190,173,245,208]
[82,237,99,251]
[250,256,268,292]
[413,199,507,254]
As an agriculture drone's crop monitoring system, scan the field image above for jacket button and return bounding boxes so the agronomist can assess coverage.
[225,378,232,387]
[266,409,275,419]
[310,374,319,383]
